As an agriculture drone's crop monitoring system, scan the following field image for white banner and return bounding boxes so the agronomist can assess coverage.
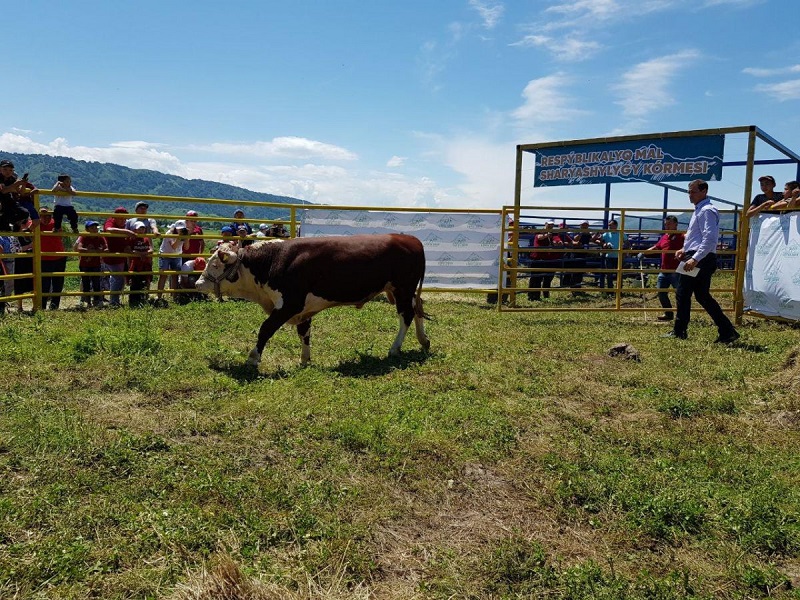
[300,210,502,289]
[743,213,800,321]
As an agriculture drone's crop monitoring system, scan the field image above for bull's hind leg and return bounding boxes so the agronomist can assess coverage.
[413,293,430,351]
[389,293,414,357]
[296,319,312,365]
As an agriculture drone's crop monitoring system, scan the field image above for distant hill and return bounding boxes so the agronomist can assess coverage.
[2,152,311,222]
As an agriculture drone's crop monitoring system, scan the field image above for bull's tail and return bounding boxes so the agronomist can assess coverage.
[414,276,431,320]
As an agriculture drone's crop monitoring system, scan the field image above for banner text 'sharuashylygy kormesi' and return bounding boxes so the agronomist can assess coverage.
[534,135,724,187]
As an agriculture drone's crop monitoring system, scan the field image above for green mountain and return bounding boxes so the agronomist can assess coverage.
[2,152,311,221]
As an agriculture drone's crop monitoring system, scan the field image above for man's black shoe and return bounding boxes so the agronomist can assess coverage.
[656,314,674,321]
[714,331,740,345]
[662,331,687,339]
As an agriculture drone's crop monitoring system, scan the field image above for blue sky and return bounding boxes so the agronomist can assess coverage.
[3,0,799,211]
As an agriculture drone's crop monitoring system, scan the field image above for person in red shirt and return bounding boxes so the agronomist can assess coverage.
[640,215,684,321]
[74,220,108,307]
[528,220,563,301]
[38,208,66,310]
[103,207,136,307]
[127,221,153,308]
[183,210,204,264]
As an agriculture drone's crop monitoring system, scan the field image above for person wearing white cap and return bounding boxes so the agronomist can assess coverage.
[129,221,154,308]
[746,175,782,218]
[155,220,189,305]
[256,223,270,238]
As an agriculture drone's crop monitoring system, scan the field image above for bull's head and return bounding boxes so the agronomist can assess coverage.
[195,243,241,299]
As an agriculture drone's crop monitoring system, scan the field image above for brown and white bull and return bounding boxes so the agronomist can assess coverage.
[195,234,430,366]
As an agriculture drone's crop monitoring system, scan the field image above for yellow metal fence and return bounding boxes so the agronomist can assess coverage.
[0,192,745,318]
[497,206,742,317]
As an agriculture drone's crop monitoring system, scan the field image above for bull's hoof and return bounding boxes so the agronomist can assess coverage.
[421,339,431,351]
[246,348,262,367]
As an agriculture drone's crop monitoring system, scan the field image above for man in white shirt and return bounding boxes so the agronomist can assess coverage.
[664,180,739,344]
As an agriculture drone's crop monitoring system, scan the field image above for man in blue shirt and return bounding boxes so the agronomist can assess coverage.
[664,179,739,344]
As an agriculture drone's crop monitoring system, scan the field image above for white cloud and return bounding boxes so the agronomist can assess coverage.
[417,40,449,92]
[544,0,622,23]
[468,0,504,29]
[755,79,800,102]
[511,74,589,126]
[511,34,601,62]
[743,64,800,77]
[612,50,699,119]
[189,137,357,161]
[0,133,186,173]
[441,136,517,207]
[386,156,406,168]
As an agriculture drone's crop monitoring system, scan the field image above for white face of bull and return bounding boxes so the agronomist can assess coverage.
[195,243,239,293]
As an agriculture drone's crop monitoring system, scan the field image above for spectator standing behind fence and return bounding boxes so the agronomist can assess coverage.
[156,220,188,306]
[0,232,19,314]
[38,208,67,310]
[639,215,684,322]
[0,160,35,232]
[103,207,135,308]
[176,256,207,304]
[13,223,33,311]
[664,180,740,344]
[15,171,40,232]
[569,220,595,293]
[183,210,204,263]
[51,174,79,233]
[528,220,562,301]
[237,224,254,247]
[217,225,236,247]
[128,221,153,308]
[232,209,252,235]
[126,201,159,235]
[745,175,782,217]
[74,220,107,308]
[770,180,800,212]
[593,219,625,294]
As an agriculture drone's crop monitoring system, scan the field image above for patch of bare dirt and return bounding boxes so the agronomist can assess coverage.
[368,458,605,596]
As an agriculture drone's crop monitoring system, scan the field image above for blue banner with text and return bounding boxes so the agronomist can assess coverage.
[533,135,724,187]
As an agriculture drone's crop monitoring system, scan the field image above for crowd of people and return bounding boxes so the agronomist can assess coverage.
[524,217,632,300]
[0,162,290,312]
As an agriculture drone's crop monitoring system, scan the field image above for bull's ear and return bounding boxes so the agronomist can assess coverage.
[219,249,237,264]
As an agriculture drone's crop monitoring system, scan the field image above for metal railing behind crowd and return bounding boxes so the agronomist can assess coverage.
[0,190,297,311]
[498,205,742,314]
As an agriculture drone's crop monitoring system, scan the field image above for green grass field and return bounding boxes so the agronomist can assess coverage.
[1,285,798,599]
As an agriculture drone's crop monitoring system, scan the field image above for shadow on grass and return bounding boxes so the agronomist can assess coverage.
[208,348,430,380]
[208,358,293,382]
[331,349,430,377]
[728,340,769,353]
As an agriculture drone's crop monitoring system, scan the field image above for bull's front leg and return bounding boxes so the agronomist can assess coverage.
[296,319,312,365]
[248,312,292,367]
